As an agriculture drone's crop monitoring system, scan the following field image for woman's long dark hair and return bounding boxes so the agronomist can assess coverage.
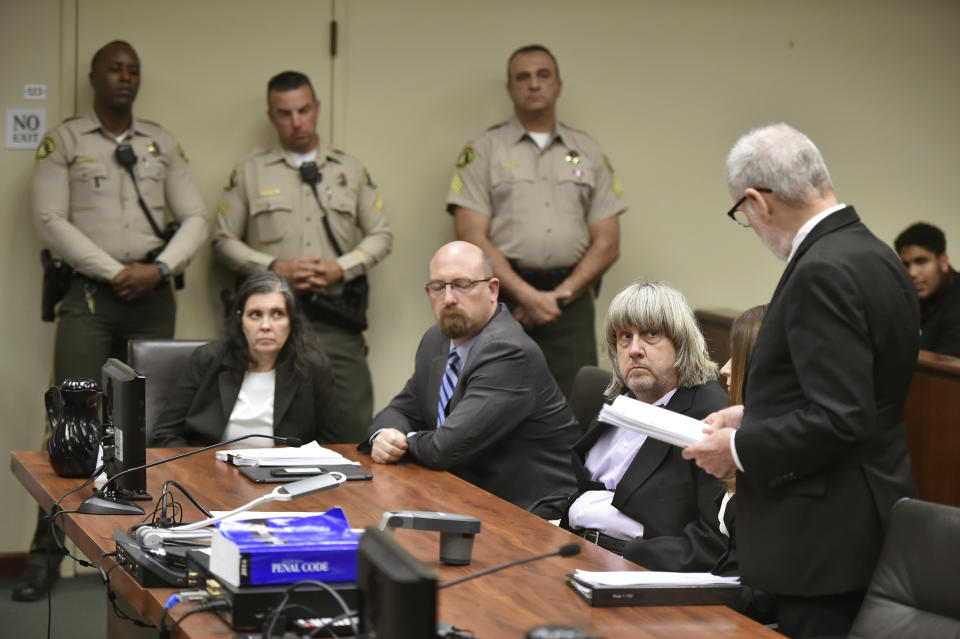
[224,271,322,376]
[722,304,767,493]
[727,304,768,406]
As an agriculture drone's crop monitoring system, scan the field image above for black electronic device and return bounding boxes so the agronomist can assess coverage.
[77,358,148,515]
[238,464,372,483]
[357,526,437,639]
[379,511,481,565]
[113,529,193,588]
[184,550,358,631]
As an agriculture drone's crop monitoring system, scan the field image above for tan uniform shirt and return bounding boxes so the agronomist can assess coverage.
[212,143,392,292]
[31,111,208,282]
[447,117,627,270]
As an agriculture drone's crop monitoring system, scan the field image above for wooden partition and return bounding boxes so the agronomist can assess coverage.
[695,308,740,368]
[904,351,960,506]
[695,309,960,507]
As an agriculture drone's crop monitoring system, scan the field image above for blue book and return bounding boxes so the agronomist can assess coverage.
[209,508,359,587]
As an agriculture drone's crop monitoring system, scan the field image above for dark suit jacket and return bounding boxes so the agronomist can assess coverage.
[735,206,920,596]
[362,304,579,513]
[149,341,341,446]
[563,382,729,572]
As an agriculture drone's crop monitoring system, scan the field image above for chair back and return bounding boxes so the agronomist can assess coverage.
[848,498,960,639]
[568,365,613,429]
[126,339,208,438]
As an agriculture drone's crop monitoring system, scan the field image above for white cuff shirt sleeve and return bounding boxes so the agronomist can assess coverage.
[730,429,745,472]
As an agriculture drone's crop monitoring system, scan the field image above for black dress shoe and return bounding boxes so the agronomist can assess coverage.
[11,561,60,602]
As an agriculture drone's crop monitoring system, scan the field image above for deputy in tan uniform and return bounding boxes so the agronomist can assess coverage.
[448,44,627,399]
[19,40,207,602]
[213,71,392,444]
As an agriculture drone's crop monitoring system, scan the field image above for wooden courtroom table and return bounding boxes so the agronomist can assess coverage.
[11,445,781,639]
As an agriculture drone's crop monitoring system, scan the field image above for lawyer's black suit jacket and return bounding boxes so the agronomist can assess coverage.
[564,382,729,572]
[735,207,920,596]
[362,304,579,513]
[150,341,341,446]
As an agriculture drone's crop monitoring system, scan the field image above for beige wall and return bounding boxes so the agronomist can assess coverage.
[3,0,958,552]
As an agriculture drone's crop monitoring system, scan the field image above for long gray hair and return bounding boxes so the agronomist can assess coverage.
[604,280,717,398]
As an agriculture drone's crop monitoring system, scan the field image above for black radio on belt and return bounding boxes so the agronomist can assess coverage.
[115,144,184,289]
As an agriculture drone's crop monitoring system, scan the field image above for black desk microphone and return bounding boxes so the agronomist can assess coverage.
[438,543,580,589]
[76,434,303,514]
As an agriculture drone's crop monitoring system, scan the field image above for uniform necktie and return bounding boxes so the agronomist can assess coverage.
[437,350,461,427]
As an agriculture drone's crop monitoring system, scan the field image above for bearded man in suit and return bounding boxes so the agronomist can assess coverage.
[363,241,579,516]
[561,281,728,572]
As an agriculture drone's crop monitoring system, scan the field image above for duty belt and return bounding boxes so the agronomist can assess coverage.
[509,261,575,291]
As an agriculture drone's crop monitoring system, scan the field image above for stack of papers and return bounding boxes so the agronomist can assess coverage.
[215,441,358,467]
[598,395,707,448]
[573,570,739,587]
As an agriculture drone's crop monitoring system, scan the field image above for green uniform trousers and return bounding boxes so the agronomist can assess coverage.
[502,292,597,400]
[308,318,373,444]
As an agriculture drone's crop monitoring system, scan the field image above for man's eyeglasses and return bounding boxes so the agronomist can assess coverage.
[425,278,492,296]
[726,187,773,227]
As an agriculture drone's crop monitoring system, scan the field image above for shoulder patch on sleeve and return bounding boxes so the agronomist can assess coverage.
[363,168,377,189]
[455,144,475,169]
[374,193,383,212]
[217,196,228,215]
[177,144,190,163]
[35,135,56,161]
[450,172,464,196]
[604,155,624,198]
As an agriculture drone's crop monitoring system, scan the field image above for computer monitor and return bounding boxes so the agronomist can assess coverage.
[100,357,148,500]
[77,358,149,515]
[357,526,437,639]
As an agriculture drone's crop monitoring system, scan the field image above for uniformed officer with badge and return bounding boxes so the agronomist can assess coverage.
[19,40,207,601]
[447,45,627,399]
[213,71,392,443]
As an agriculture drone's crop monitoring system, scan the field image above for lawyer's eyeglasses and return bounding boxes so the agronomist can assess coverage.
[726,187,773,228]
[425,278,492,296]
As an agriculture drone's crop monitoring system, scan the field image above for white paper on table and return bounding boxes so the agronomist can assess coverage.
[214,440,358,467]
[574,569,740,587]
[598,395,707,448]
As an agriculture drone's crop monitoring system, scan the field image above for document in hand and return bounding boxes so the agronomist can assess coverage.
[567,569,740,607]
[597,395,707,448]
[215,441,359,467]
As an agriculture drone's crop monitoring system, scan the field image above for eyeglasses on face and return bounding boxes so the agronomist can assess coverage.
[726,187,773,227]
[424,278,492,296]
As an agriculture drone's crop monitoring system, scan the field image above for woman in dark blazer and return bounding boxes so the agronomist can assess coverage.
[150,271,341,447]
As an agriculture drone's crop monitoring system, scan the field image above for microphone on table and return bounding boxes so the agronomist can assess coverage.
[438,543,581,589]
[76,434,303,515]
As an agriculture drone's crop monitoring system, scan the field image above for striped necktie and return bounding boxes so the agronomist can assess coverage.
[437,350,461,427]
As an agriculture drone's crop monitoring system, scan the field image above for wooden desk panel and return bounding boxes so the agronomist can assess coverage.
[11,446,781,638]
[905,350,960,507]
